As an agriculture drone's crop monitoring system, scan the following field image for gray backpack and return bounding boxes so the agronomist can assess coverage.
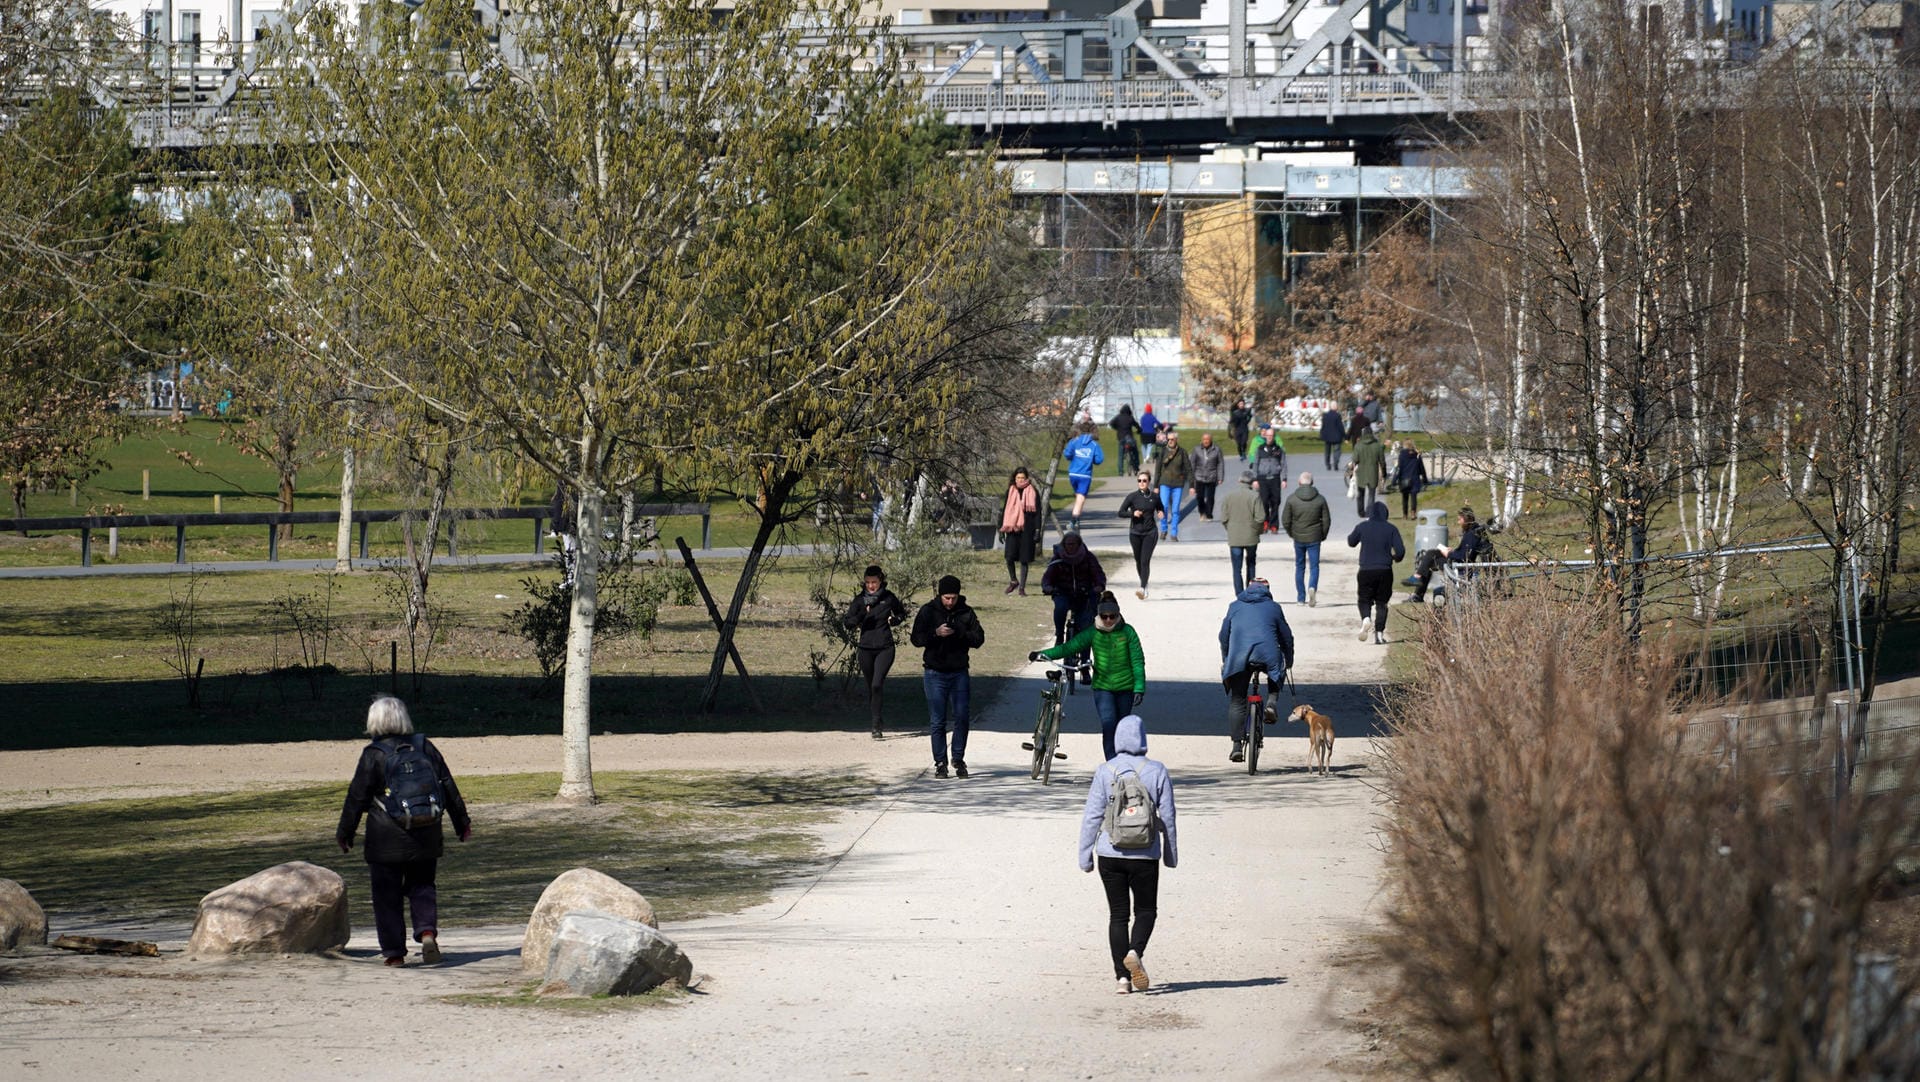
[1102,766,1158,850]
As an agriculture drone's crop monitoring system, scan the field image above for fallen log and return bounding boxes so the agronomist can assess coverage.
[51,935,159,957]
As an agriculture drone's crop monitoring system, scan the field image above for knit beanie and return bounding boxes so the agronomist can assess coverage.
[937,574,962,595]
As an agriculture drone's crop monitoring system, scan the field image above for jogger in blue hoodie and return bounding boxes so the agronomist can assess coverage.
[1079,713,1178,994]
[1061,422,1105,532]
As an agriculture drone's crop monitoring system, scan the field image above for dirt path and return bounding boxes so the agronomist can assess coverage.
[1,471,1399,1081]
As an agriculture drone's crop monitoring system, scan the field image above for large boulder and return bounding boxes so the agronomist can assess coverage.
[187,861,350,956]
[0,879,48,951]
[521,868,657,975]
[536,911,692,997]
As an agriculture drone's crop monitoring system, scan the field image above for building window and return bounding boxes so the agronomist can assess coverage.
[180,11,202,61]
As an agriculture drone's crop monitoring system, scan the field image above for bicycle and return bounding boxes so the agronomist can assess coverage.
[1022,660,1087,784]
[1054,606,1085,697]
[1242,660,1278,775]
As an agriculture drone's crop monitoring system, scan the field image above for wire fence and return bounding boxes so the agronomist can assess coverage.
[1437,538,1861,704]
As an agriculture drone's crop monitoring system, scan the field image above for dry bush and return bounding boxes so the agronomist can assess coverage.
[1377,597,1920,1080]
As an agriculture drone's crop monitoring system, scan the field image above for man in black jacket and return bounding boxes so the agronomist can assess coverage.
[1319,407,1346,469]
[1346,502,1406,645]
[910,574,987,779]
[337,695,472,967]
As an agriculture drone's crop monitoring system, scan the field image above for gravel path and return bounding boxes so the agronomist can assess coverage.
[1,466,1402,1081]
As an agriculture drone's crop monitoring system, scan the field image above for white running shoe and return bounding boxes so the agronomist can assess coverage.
[1123,949,1150,991]
[1136,588,1146,600]
[1115,978,1132,995]
[1358,615,1371,641]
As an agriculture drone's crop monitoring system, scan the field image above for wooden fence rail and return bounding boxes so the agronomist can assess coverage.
[0,504,711,568]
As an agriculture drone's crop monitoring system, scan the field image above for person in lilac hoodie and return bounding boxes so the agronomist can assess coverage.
[1078,713,1178,994]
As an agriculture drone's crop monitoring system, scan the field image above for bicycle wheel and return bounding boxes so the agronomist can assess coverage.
[1040,699,1062,785]
[1246,677,1264,776]
[1031,690,1054,780]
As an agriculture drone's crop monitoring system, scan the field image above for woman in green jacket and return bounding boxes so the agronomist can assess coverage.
[1029,591,1146,761]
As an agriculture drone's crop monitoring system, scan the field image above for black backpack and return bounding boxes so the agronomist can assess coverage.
[379,735,446,828]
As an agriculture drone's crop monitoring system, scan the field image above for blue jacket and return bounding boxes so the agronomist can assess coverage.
[1218,581,1295,680]
[1062,433,1105,480]
[1078,714,1178,869]
[1346,501,1407,571]
[1138,410,1161,441]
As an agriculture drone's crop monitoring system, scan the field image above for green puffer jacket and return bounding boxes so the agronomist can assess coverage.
[1039,620,1146,693]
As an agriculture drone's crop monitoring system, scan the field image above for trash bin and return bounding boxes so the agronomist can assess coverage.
[1414,509,1448,558]
[1410,509,1448,586]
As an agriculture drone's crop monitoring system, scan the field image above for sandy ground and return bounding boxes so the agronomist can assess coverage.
[1,467,1404,1081]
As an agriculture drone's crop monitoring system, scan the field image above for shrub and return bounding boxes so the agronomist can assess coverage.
[503,552,660,690]
[1376,597,1920,1079]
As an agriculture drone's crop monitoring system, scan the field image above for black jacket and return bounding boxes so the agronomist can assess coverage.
[909,596,986,673]
[336,736,471,864]
[1319,408,1346,443]
[1117,489,1165,537]
[842,588,907,650]
[1346,501,1407,571]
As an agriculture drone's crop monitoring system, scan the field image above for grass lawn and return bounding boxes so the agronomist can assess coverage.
[0,549,1045,749]
[0,770,873,929]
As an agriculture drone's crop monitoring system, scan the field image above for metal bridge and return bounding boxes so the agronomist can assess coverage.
[36,0,1895,152]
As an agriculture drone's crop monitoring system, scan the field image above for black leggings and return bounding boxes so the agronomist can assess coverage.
[1129,531,1157,589]
[857,645,895,727]
[1098,856,1160,979]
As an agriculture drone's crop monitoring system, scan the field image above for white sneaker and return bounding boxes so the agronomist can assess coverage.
[1358,615,1371,641]
[1375,633,1388,645]
[1115,978,1132,995]
[1307,588,1317,607]
[1124,949,1150,991]
[1135,588,1146,600]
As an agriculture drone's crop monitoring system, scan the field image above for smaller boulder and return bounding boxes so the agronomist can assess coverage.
[536,911,692,997]
[521,868,657,975]
[187,861,350,956]
[0,879,48,951]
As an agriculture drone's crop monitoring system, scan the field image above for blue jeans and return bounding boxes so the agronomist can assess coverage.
[1230,545,1257,594]
[1092,688,1131,761]
[1158,485,1186,538]
[923,669,971,766]
[1293,541,1321,601]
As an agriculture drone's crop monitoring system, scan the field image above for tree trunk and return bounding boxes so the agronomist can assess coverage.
[1037,338,1108,532]
[334,402,357,572]
[556,476,603,805]
[11,484,25,535]
[700,469,797,711]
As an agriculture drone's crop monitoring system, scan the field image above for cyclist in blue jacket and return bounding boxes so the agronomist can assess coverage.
[1218,579,1295,763]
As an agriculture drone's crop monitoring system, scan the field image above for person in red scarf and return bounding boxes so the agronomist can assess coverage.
[1000,466,1042,595]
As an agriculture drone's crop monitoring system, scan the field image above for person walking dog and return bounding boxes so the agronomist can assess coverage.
[1078,713,1177,994]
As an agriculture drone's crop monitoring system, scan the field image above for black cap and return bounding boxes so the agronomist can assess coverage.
[937,574,962,595]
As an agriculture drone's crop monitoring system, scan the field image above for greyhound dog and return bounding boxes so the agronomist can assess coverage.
[1286,704,1335,777]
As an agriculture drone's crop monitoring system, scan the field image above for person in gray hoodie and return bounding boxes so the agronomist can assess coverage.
[1346,501,1406,645]
[1078,713,1178,994]
[1280,470,1332,606]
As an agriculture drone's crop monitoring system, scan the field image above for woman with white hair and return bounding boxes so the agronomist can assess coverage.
[335,695,471,967]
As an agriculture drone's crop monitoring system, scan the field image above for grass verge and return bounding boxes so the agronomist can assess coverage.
[0,770,876,929]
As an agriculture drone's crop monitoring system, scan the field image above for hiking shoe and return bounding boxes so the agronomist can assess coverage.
[420,933,441,964]
[1123,950,1150,991]
[384,955,405,967]
[1229,742,1245,763]
[1116,978,1132,995]
[954,760,968,778]
[1358,615,1371,641]
[934,764,949,779]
